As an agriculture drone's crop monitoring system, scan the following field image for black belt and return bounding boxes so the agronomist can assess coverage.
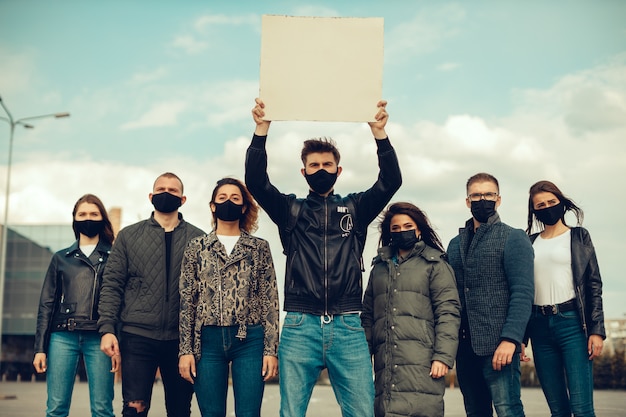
[53,318,98,331]
[532,299,576,316]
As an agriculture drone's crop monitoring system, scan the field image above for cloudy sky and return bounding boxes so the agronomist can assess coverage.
[1,1,625,318]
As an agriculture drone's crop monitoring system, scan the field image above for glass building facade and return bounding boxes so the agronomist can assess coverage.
[1,224,74,378]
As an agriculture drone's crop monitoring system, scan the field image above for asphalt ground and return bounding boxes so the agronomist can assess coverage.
[1,381,625,416]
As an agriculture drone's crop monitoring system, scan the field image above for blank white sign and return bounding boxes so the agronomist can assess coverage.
[260,15,384,122]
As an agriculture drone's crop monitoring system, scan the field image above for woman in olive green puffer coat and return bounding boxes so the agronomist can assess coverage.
[362,202,461,417]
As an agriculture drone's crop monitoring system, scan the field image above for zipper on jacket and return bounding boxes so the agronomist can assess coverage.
[217,255,224,325]
[76,250,100,321]
[576,284,587,336]
[164,231,169,303]
[89,261,103,321]
[324,198,329,316]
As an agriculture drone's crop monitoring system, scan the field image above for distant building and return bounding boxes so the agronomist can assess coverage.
[605,318,626,356]
[0,225,73,379]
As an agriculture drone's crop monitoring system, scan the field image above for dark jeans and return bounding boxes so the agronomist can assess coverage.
[528,309,595,417]
[456,338,525,417]
[120,332,193,417]
[194,325,265,417]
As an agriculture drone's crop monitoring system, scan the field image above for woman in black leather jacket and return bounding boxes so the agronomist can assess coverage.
[522,180,605,417]
[33,194,117,417]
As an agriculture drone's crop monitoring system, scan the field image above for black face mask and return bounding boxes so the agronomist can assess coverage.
[305,169,338,195]
[471,200,497,224]
[213,200,244,222]
[534,202,564,226]
[74,219,105,238]
[151,192,182,214]
[390,230,421,250]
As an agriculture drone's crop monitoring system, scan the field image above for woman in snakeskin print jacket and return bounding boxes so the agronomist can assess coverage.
[178,177,279,417]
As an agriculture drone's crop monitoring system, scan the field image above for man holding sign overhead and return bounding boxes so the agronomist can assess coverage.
[245,97,402,417]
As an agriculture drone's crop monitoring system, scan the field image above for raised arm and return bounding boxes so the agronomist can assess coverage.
[368,100,389,140]
[245,98,290,229]
[252,97,271,136]
[351,101,402,225]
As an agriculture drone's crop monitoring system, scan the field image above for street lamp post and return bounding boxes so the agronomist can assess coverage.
[0,95,69,370]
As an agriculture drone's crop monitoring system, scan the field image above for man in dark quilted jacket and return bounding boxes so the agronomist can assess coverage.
[98,172,204,417]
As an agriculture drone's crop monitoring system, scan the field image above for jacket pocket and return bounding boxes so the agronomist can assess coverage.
[59,302,76,315]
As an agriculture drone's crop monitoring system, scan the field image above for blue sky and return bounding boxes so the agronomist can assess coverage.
[1,1,625,318]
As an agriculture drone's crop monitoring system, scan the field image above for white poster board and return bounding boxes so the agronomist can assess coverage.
[260,15,384,122]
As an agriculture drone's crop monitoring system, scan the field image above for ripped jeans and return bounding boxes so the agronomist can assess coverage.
[120,332,193,417]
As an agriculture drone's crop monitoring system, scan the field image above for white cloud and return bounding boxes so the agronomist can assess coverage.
[194,13,258,32]
[0,46,37,96]
[168,35,209,55]
[444,115,499,150]
[437,62,460,72]
[511,54,626,135]
[169,12,259,56]
[130,68,169,84]
[291,6,340,17]
[386,4,465,63]
[120,101,188,130]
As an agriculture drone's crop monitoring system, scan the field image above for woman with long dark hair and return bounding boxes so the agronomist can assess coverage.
[178,177,279,417]
[361,202,461,417]
[33,194,117,417]
[523,180,605,416]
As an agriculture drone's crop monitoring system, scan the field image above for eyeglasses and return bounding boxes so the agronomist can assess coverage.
[467,192,499,202]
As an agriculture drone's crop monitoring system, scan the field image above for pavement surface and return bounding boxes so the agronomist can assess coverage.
[0,381,625,416]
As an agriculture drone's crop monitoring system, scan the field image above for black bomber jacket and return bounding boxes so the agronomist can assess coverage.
[34,240,111,354]
[245,134,402,315]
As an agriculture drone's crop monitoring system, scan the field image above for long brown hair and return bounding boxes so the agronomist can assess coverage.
[210,177,259,233]
[72,194,115,244]
[379,202,444,252]
[526,180,584,234]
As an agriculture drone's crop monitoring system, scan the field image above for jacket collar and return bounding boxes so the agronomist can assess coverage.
[462,212,501,233]
[307,190,338,201]
[206,229,255,248]
[65,239,112,257]
[149,211,184,228]
[375,241,427,263]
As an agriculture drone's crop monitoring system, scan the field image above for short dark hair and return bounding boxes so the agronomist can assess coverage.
[154,172,184,193]
[72,194,115,244]
[300,138,340,166]
[526,180,583,234]
[378,202,444,253]
[210,177,259,233]
[466,172,499,194]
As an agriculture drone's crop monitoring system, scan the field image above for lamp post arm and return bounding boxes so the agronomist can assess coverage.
[0,95,69,366]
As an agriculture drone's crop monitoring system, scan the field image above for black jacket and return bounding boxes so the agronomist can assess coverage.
[530,227,605,339]
[97,213,204,341]
[34,240,112,354]
[245,134,402,315]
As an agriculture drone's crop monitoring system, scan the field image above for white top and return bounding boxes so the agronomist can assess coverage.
[217,234,240,255]
[533,229,575,306]
[80,244,97,257]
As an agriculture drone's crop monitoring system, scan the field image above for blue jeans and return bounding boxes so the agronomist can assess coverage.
[278,312,374,417]
[194,325,265,417]
[456,338,524,417]
[120,332,194,417]
[527,309,595,417]
[46,331,114,417]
